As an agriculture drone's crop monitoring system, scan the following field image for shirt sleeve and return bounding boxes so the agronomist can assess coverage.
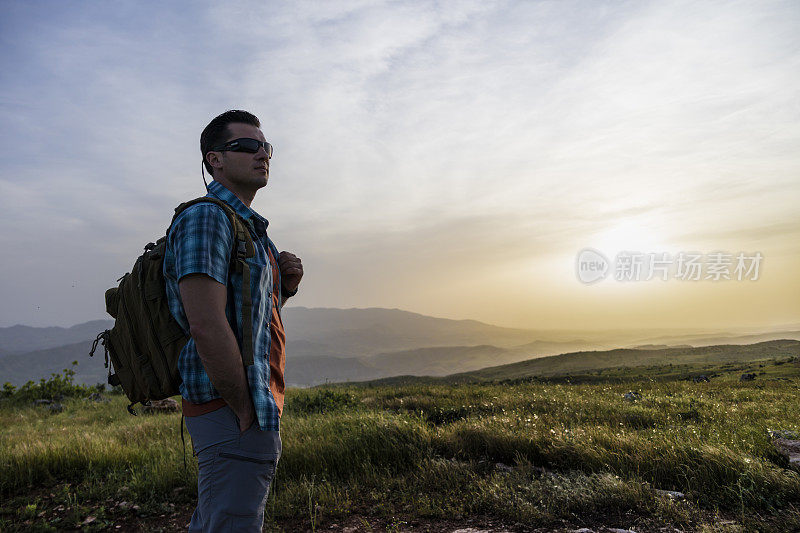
[168,203,233,285]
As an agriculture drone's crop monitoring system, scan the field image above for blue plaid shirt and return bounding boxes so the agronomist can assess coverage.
[163,180,282,431]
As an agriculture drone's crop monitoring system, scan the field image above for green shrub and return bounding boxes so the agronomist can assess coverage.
[2,361,103,403]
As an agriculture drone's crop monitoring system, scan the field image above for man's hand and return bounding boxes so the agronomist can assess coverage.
[237,410,255,434]
[278,251,303,293]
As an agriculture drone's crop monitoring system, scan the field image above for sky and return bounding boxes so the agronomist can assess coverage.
[0,0,798,331]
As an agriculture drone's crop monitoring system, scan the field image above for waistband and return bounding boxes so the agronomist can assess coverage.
[181,397,227,417]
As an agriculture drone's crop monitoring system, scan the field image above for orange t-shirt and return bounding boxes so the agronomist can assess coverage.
[265,246,286,416]
[182,247,287,418]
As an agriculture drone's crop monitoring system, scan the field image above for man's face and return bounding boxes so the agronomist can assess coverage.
[216,122,270,190]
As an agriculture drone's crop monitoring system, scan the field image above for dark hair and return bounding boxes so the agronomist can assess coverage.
[200,110,261,175]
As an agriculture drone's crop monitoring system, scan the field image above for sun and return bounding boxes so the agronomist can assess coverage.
[592,219,667,256]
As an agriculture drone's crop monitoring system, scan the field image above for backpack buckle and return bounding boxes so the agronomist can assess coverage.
[237,240,247,258]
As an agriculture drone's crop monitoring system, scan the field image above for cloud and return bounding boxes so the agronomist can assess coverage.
[0,0,798,328]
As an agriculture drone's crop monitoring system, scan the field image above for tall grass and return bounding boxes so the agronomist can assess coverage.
[1,359,799,531]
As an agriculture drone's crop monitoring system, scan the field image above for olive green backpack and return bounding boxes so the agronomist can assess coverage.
[90,197,256,414]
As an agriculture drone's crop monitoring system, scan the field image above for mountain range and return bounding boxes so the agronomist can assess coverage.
[1,307,799,387]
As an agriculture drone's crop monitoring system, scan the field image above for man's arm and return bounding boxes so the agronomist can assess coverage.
[179,273,255,433]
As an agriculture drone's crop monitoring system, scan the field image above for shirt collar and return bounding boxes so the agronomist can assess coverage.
[206,180,269,233]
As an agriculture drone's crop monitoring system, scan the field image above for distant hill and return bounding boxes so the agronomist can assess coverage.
[0,307,547,358]
[0,308,575,386]
[353,339,800,387]
[0,320,112,355]
[280,307,546,356]
[624,330,800,349]
[0,308,559,386]
[288,356,382,386]
[293,344,532,387]
[507,339,617,357]
[451,339,800,382]
[630,344,693,350]
[0,342,538,388]
[368,344,520,378]
[255,339,800,387]
[2,308,800,387]
[0,340,108,386]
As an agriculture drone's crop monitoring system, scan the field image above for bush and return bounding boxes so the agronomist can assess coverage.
[2,361,103,403]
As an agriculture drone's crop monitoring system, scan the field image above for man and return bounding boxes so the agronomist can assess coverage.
[163,110,303,532]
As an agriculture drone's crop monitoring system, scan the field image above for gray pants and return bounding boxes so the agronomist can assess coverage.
[185,405,281,532]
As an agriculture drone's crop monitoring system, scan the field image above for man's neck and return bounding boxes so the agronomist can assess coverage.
[213,177,256,207]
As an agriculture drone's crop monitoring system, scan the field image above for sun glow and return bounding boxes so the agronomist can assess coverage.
[592,219,669,257]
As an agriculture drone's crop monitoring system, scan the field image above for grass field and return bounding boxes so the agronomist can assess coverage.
[1,355,799,532]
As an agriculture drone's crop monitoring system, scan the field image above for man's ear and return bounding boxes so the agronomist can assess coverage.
[206,151,224,173]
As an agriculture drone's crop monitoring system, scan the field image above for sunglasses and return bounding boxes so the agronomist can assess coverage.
[211,138,273,158]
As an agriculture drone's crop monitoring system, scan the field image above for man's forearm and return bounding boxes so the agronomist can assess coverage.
[190,321,254,422]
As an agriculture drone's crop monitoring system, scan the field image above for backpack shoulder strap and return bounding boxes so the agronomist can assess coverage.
[170,196,234,226]
[169,197,257,367]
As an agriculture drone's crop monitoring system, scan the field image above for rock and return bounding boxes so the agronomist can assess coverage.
[88,392,110,403]
[623,391,641,402]
[692,375,709,383]
[655,489,685,500]
[116,501,133,511]
[740,373,756,381]
[494,462,513,472]
[773,438,800,471]
[608,529,637,533]
[48,402,63,413]
[768,429,799,440]
[531,465,556,477]
[142,398,179,414]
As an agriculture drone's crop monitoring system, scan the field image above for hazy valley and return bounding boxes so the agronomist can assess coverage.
[2,307,799,388]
